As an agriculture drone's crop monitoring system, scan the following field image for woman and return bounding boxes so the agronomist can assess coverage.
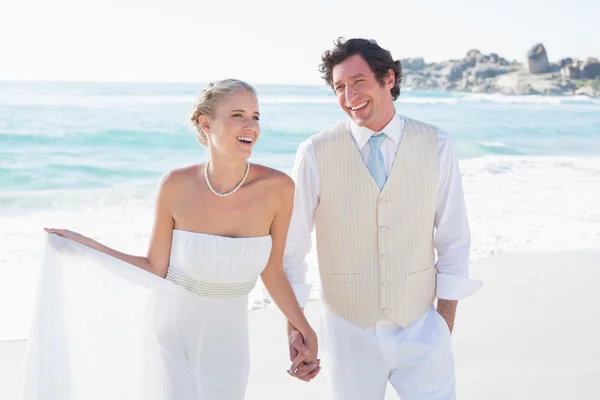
[21,79,319,399]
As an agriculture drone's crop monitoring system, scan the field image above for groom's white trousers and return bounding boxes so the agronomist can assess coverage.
[320,305,456,400]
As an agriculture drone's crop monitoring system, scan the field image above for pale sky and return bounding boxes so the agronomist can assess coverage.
[0,0,597,84]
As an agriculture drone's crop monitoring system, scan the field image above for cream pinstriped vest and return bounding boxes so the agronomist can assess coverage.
[313,117,438,329]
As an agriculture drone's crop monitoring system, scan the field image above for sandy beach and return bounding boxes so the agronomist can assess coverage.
[1,249,599,399]
[250,249,600,399]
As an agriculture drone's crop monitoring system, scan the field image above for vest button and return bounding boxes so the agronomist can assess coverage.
[379,225,388,232]
[379,198,387,204]
[381,281,390,287]
[381,253,389,259]
[382,308,390,315]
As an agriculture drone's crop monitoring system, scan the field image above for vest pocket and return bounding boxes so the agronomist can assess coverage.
[328,272,363,283]
[404,266,434,282]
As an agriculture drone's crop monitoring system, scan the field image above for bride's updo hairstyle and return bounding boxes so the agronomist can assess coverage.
[190,79,257,147]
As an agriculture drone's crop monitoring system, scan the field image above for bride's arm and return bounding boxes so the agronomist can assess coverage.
[45,172,177,278]
[260,174,319,366]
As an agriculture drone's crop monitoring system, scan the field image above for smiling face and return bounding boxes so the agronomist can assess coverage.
[198,90,260,160]
[332,54,396,132]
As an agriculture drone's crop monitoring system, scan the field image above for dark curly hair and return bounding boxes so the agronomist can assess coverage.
[318,37,403,101]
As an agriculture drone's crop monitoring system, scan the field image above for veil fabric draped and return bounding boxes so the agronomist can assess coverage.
[20,234,196,400]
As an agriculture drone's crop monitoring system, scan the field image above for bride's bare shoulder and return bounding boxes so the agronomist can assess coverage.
[251,163,293,189]
[157,164,203,194]
[251,164,294,208]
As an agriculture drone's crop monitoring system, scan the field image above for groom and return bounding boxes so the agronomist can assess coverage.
[283,38,482,399]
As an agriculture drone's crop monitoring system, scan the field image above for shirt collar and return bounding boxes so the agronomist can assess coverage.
[349,112,405,150]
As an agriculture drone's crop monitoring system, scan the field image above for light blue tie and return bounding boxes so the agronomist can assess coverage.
[367,134,387,189]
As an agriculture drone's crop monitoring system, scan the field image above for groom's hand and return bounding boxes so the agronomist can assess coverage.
[437,299,458,334]
[288,329,321,381]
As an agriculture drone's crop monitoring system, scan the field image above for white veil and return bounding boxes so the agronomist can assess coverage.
[20,233,195,400]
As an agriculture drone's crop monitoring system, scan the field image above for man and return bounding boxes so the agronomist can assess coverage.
[283,38,483,399]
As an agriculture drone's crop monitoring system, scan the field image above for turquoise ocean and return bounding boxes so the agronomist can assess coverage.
[1,81,599,340]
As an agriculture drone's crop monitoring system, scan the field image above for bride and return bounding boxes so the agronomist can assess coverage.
[21,79,320,399]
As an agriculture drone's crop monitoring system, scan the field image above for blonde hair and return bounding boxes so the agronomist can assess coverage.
[190,79,257,146]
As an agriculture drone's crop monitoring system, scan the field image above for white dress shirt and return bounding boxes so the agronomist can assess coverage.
[283,112,483,307]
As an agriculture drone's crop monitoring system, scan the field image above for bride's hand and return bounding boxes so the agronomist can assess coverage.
[44,228,91,246]
[288,329,320,381]
[303,329,319,363]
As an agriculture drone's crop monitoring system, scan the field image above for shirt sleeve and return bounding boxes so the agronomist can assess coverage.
[282,138,319,307]
[434,129,483,300]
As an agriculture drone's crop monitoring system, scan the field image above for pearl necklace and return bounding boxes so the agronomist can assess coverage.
[204,160,250,197]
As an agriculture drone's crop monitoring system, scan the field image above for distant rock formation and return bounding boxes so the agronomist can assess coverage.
[581,58,600,79]
[400,43,600,97]
[526,43,550,74]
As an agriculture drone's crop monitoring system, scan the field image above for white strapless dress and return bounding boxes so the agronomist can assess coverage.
[20,230,273,400]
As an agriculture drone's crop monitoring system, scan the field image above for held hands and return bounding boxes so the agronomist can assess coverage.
[287,328,321,382]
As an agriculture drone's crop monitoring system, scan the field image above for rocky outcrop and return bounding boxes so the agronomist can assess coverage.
[401,50,519,93]
[561,65,580,79]
[400,43,599,98]
[527,43,550,74]
[575,85,600,97]
[557,57,600,80]
[494,70,574,96]
[581,58,600,79]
